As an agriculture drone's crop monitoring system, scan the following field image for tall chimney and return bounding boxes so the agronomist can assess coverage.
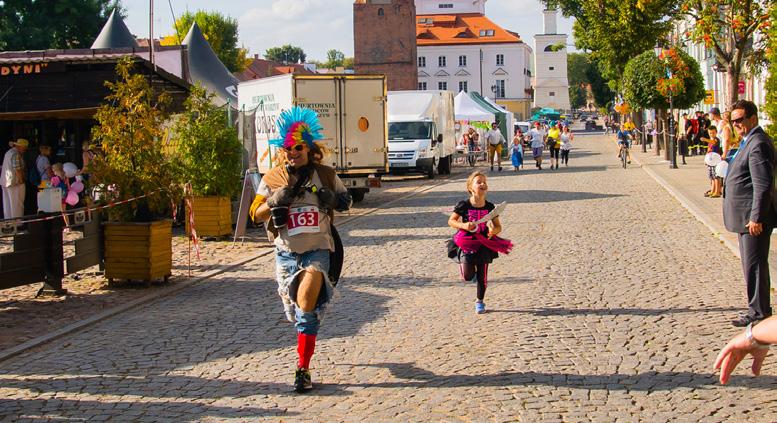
[543,9,557,34]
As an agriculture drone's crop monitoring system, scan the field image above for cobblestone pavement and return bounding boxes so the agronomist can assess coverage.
[1,132,776,422]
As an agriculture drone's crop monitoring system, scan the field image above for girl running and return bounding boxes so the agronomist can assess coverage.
[560,125,573,166]
[447,171,513,314]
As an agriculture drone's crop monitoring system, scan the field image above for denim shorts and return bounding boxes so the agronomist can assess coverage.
[275,248,334,312]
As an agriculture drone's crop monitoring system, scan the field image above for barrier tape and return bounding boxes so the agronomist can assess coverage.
[183,183,201,261]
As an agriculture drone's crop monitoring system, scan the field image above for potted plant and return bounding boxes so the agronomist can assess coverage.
[172,85,242,237]
[89,57,180,283]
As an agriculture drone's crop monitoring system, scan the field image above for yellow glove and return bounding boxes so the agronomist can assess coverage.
[249,194,266,223]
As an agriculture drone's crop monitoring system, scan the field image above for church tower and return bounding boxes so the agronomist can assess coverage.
[353,0,418,90]
[533,9,570,110]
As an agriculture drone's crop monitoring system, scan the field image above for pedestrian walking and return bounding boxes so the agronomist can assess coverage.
[485,122,506,171]
[722,111,740,161]
[529,121,545,169]
[447,171,513,314]
[1,138,29,219]
[560,125,573,167]
[249,106,353,393]
[510,128,524,171]
[723,100,776,327]
[546,122,561,170]
[703,126,722,198]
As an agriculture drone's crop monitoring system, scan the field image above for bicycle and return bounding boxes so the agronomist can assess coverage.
[620,145,629,168]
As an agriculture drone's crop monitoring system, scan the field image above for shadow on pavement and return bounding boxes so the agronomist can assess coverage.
[486,306,741,316]
[0,397,297,420]
[341,362,777,391]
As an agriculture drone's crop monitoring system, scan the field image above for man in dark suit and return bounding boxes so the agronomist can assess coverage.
[723,100,776,327]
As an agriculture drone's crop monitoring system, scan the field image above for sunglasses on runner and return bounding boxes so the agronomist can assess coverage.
[283,145,305,152]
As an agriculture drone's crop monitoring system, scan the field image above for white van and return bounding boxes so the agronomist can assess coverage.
[386,91,455,178]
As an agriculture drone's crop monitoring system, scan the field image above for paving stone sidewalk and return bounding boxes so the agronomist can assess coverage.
[1,131,775,421]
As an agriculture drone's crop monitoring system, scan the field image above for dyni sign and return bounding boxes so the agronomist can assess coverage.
[0,63,50,77]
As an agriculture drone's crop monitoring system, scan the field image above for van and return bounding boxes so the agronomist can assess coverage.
[386,91,455,178]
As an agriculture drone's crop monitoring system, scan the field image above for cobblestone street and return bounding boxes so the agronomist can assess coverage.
[1,131,776,422]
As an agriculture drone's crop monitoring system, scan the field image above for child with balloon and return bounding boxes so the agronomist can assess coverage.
[703,126,723,198]
[50,162,85,225]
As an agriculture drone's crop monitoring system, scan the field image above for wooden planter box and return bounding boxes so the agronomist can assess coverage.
[104,220,172,282]
[186,196,232,237]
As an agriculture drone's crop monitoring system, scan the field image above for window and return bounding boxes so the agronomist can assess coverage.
[438,56,446,67]
[418,82,427,90]
[377,8,384,15]
[438,3,453,8]
[418,56,426,67]
[495,80,505,98]
[478,29,495,36]
[458,81,468,92]
[458,55,467,67]
[496,54,504,66]
[438,81,448,90]
[549,91,555,97]
[549,66,555,71]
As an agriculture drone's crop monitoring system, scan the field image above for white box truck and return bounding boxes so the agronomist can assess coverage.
[237,74,388,202]
[386,90,456,178]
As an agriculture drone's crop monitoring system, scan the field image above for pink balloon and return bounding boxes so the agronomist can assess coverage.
[65,190,79,206]
[51,176,61,186]
[71,181,84,193]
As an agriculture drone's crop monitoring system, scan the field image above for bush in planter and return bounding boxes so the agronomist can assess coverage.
[89,57,180,222]
[89,57,179,282]
[172,85,242,236]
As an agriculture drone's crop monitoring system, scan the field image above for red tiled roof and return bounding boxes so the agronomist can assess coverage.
[234,58,314,81]
[416,13,522,46]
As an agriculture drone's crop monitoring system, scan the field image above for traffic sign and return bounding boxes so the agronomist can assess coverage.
[704,90,715,105]
[738,81,746,94]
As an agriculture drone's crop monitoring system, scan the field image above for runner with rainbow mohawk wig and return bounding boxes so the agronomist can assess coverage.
[250,106,351,393]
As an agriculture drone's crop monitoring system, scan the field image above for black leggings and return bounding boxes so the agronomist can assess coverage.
[560,149,570,164]
[549,147,560,161]
[460,263,489,301]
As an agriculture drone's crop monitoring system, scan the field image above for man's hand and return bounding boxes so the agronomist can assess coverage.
[746,221,763,236]
[714,331,770,385]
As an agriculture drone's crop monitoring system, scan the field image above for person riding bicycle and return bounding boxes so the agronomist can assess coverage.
[616,125,632,164]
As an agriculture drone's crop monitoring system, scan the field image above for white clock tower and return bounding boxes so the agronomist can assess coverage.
[533,9,570,111]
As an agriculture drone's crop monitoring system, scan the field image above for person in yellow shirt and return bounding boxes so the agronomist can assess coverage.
[623,117,636,132]
[546,122,562,169]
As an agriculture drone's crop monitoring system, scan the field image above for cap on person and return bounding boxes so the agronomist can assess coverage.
[14,138,29,148]
[710,107,721,116]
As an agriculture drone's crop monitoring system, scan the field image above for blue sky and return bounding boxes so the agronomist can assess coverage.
[121,0,576,61]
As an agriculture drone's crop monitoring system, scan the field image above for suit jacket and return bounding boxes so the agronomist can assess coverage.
[723,126,777,233]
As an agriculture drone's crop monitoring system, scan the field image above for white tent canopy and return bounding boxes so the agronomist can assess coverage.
[454,91,495,122]
[482,95,515,135]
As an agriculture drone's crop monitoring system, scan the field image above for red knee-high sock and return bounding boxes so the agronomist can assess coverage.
[297,333,317,369]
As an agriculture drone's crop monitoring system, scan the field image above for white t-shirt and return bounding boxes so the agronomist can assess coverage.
[560,133,572,150]
[529,129,544,148]
[485,129,505,146]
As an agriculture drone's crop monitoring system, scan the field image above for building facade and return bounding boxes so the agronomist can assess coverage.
[414,0,533,119]
[353,0,418,91]
[533,9,570,111]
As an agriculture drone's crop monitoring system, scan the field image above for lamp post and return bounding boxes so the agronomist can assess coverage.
[654,46,678,169]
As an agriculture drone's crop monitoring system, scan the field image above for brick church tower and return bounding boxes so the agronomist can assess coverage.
[353,0,418,90]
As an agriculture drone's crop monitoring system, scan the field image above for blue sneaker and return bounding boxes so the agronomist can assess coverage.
[475,301,486,314]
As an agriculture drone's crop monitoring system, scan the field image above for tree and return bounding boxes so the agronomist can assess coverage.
[622,49,705,110]
[545,0,677,89]
[566,52,613,108]
[90,57,179,222]
[265,45,306,65]
[325,49,345,68]
[764,4,777,137]
[173,85,242,198]
[0,0,122,50]
[680,0,771,109]
[162,10,250,73]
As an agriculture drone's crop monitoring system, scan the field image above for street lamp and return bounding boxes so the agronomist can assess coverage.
[654,46,678,169]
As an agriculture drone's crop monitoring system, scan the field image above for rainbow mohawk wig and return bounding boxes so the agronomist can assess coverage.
[269,106,324,149]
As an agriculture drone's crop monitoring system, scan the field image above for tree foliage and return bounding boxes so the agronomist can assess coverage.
[679,0,771,109]
[566,52,614,108]
[265,44,306,64]
[325,49,345,68]
[545,0,677,89]
[764,3,777,138]
[172,85,242,198]
[90,58,179,222]
[0,0,122,50]
[622,49,705,111]
[162,10,250,73]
